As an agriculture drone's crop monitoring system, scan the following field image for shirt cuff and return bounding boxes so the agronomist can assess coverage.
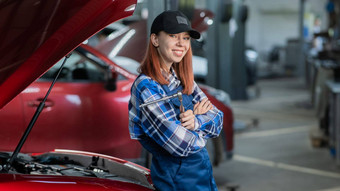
[194,117,200,130]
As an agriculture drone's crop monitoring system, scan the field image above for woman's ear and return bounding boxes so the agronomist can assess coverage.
[150,33,159,48]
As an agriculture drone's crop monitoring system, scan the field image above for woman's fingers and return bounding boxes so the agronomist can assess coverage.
[194,103,199,115]
[182,121,195,130]
[201,98,210,108]
[194,99,206,114]
[194,102,199,110]
[194,98,213,115]
[181,114,194,123]
[208,104,213,110]
[180,110,195,130]
[181,117,195,130]
[180,110,194,121]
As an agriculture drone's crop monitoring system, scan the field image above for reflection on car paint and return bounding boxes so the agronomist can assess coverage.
[23,87,40,93]
[65,95,81,106]
[28,180,77,184]
[108,29,136,59]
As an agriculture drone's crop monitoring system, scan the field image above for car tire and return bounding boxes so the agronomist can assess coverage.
[206,136,224,167]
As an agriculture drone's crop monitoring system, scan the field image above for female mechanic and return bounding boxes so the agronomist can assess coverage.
[128,10,224,191]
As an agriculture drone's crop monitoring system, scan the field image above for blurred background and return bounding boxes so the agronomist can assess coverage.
[86,0,340,190]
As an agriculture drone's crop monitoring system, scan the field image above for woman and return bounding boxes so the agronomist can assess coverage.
[128,10,223,191]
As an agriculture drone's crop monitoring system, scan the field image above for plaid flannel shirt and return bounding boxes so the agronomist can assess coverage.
[128,69,223,157]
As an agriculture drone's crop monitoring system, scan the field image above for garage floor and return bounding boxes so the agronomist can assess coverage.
[214,77,340,191]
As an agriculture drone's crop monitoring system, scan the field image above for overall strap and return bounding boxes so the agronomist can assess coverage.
[161,84,194,112]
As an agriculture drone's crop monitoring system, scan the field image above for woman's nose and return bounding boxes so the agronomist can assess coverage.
[176,37,183,46]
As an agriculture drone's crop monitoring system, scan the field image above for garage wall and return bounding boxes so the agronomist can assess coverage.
[244,0,300,54]
[244,0,328,54]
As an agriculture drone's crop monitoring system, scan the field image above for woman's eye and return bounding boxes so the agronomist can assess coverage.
[184,37,190,40]
[169,34,176,38]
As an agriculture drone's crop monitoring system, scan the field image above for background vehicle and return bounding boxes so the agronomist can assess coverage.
[0,0,154,190]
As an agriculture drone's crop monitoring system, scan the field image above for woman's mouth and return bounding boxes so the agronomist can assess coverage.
[173,50,183,57]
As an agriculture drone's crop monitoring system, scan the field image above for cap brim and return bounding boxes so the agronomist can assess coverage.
[189,30,201,39]
[164,25,201,39]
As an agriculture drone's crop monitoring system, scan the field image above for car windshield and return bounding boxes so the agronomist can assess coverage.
[39,51,107,82]
[111,56,140,75]
[39,49,128,82]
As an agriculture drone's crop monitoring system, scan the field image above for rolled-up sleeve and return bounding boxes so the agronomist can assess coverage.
[191,82,224,139]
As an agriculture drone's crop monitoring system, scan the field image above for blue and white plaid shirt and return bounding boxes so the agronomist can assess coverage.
[128,69,223,157]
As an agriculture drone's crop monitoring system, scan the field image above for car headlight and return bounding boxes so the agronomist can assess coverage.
[207,88,231,107]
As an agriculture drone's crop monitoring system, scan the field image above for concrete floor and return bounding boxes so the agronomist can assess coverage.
[214,77,340,191]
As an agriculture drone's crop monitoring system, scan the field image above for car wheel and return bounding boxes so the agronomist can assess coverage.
[206,136,224,166]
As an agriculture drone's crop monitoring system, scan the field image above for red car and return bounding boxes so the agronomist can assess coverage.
[0,0,154,190]
[0,45,144,161]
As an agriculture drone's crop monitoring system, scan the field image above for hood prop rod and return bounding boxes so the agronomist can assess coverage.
[3,53,72,172]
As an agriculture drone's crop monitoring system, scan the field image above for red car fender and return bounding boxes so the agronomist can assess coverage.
[0,174,152,191]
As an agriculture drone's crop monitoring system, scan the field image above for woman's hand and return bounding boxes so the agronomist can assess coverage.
[194,98,213,115]
[180,110,195,131]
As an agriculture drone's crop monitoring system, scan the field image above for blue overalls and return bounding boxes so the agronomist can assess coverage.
[139,84,218,191]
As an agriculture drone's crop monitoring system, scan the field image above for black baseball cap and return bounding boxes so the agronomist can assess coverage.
[151,10,201,39]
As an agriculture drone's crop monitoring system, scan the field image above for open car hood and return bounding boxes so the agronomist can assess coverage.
[0,0,137,109]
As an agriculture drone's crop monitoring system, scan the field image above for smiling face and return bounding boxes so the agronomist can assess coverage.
[151,31,191,71]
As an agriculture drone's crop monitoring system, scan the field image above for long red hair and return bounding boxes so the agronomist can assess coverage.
[139,38,194,94]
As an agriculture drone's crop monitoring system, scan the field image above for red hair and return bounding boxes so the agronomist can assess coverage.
[139,39,194,94]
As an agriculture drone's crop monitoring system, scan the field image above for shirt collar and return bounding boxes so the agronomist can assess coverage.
[161,67,181,90]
